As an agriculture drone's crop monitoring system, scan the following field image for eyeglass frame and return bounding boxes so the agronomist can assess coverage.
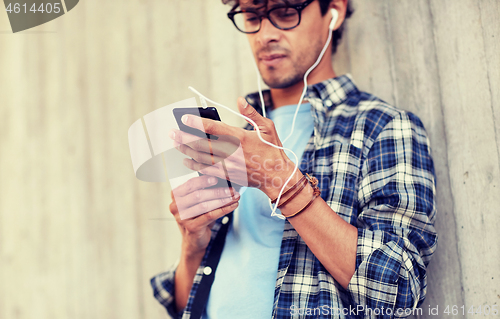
[227,0,316,34]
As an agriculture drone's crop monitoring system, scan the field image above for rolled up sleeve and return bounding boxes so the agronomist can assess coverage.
[151,267,182,319]
[347,112,438,318]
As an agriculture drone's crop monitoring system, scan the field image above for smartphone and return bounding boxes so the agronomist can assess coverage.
[172,107,231,189]
[173,107,220,140]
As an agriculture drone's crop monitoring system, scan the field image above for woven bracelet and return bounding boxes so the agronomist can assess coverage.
[270,174,307,204]
[277,177,308,208]
[282,174,321,219]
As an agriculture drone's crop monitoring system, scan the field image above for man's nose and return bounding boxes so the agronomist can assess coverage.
[256,18,281,45]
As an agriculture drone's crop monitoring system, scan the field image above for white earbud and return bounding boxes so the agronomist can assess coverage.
[329,8,339,30]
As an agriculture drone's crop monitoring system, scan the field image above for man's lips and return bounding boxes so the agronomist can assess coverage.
[259,53,287,67]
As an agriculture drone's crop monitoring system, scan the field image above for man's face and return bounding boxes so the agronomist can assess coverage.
[241,0,330,89]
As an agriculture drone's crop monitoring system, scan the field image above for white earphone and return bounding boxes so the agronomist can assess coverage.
[189,8,340,219]
[329,8,339,30]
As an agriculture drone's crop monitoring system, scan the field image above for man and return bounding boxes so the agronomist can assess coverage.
[152,0,437,318]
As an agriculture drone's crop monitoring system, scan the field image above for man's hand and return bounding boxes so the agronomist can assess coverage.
[169,97,301,200]
[171,175,239,255]
[171,175,239,312]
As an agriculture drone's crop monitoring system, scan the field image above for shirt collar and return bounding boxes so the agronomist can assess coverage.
[244,74,359,118]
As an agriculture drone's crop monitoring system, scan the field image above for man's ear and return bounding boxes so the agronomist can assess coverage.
[329,0,348,30]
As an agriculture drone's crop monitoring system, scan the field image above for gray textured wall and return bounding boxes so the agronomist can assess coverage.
[337,1,500,317]
[0,1,498,319]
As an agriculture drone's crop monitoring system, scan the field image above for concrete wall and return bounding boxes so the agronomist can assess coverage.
[0,1,498,318]
[337,1,500,317]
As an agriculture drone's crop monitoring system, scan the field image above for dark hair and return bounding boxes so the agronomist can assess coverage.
[222,0,354,54]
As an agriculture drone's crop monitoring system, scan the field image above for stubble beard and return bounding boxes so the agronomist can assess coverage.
[262,66,303,89]
[259,37,325,89]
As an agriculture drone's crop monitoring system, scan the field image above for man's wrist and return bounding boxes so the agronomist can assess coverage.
[263,165,304,200]
[181,243,206,262]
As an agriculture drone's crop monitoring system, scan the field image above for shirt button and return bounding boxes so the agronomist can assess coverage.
[203,266,212,276]
[325,100,333,107]
[221,216,229,225]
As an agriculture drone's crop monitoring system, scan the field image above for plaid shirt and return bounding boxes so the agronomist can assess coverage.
[151,75,437,319]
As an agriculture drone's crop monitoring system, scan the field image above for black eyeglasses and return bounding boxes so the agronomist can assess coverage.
[227,0,315,34]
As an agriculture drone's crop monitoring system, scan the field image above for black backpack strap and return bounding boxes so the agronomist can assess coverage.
[190,212,233,319]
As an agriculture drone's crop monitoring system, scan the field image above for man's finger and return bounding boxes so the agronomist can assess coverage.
[184,136,238,159]
[237,97,270,132]
[175,187,238,211]
[178,194,240,220]
[176,143,224,166]
[198,201,239,226]
[181,114,235,137]
[170,129,212,153]
[172,175,218,197]
[198,162,225,177]
[183,158,214,174]
[186,201,239,230]
[171,129,242,160]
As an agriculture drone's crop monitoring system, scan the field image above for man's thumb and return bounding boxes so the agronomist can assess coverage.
[237,97,267,130]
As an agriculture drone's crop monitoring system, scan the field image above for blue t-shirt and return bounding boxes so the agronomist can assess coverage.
[203,103,314,318]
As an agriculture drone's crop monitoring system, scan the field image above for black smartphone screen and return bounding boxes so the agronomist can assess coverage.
[172,107,232,189]
[173,107,220,140]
